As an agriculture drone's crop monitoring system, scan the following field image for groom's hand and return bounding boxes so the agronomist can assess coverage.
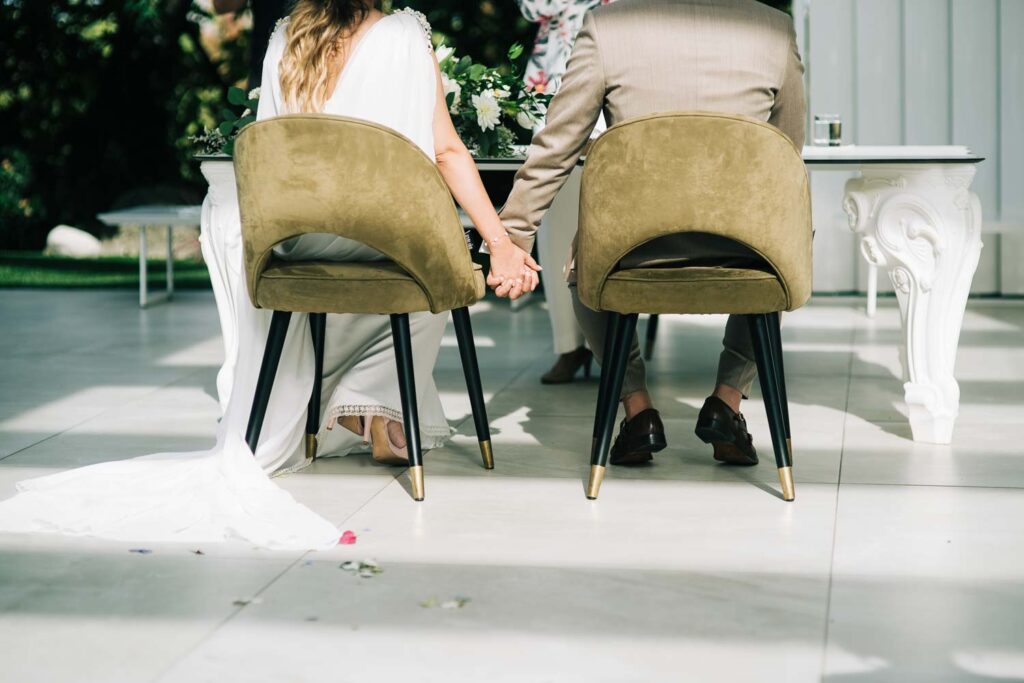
[487,249,541,300]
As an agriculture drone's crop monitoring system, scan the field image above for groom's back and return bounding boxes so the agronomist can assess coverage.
[591,0,804,146]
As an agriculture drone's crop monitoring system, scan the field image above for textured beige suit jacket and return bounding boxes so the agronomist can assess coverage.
[499,0,806,253]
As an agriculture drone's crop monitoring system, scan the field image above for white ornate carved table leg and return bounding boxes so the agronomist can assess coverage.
[844,165,983,444]
[199,159,242,413]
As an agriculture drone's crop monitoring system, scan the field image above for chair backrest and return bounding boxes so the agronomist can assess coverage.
[577,112,812,311]
[234,114,478,314]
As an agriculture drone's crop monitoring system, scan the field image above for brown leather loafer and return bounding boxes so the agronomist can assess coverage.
[694,396,758,466]
[610,408,667,466]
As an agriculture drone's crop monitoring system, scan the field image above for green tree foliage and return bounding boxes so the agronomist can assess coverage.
[0,0,245,248]
[0,0,790,249]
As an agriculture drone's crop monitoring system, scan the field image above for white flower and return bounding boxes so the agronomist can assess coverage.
[491,88,511,100]
[247,87,261,101]
[516,110,536,131]
[516,102,546,131]
[441,73,462,113]
[435,44,454,64]
[241,108,252,118]
[472,92,501,131]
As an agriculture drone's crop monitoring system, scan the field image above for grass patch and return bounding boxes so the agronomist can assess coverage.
[0,251,211,289]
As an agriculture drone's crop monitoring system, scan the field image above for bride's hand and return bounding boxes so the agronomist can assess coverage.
[486,241,541,300]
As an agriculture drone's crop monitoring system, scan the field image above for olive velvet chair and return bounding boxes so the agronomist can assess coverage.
[234,114,494,502]
[578,112,812,502]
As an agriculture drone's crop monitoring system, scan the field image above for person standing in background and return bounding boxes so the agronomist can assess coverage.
[516,0,612,385]
[213,0,292,88]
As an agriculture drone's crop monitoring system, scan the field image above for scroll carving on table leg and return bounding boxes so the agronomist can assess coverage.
[844,166,982,444]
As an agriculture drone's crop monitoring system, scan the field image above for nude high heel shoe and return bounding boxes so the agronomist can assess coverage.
[369,416,409,466]
[333,414,408,466]
[336,415,371,444]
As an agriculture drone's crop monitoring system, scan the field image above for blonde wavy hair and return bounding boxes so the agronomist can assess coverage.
[278,0,374,113]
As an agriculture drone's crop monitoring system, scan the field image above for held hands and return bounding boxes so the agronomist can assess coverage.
[486,237,542,300]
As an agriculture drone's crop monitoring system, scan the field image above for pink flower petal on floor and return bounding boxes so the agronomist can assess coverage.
[338,530,357,545]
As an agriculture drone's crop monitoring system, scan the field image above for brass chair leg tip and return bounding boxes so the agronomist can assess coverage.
[479,440,494,470]
[409,465,425,501]
[778,466,795,502]
[305,434,318,461]
[585,464,606,500]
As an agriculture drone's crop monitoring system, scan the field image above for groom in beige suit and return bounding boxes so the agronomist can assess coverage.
[499,0,806,465]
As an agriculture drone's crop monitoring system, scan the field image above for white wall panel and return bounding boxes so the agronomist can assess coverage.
[856,0,904,144]
[903,0,950,145]
[952,0,999,293]
[999,0,1024,294]
[807,0,1011,294]
[854,0,904,293]
[808,0,859,292]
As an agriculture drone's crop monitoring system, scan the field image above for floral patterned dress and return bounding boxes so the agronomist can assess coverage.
[517,0,614,94]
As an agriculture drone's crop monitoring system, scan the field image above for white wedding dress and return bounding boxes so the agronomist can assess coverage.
[0,13,451,550]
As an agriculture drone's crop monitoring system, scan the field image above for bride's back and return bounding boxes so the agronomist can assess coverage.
[256,2,437,157]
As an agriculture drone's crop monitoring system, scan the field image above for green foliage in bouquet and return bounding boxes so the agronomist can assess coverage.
[192,86,260,156]
[438,42,550,158]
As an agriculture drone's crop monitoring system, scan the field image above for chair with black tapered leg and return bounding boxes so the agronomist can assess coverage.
[591,312,618,461]
[235,114,494,501]
[577,112,811,502]
[451,308,494,469]
[766,310,791,461]
[305,312,327,460]
[644,314,659,360]
[587,312,639,498]
[245,310,292,454]
[748,313,794,500]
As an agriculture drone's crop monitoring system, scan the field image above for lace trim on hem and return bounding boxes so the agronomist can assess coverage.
[272,457,314,478]
[324,405,454,439]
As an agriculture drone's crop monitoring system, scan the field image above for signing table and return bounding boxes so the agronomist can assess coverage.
[98,204,203,308]
[198,144,983,444]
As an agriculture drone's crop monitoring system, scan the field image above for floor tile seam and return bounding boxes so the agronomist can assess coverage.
[152,448,408,680]
[0,366,210,464]
[331,468,405,529]
[149,553,308,683]
[820,452,844,679]
[820,331,855,678]
[834,481,1024,492]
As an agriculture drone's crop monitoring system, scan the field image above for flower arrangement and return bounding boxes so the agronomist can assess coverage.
[191,86,260,156]
[192,40,549,159]
[437,43,549,158]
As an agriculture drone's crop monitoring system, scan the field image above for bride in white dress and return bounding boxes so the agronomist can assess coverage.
[0,0,539,550]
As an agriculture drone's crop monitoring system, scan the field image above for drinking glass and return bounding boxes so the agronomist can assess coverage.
[813,114,842,146]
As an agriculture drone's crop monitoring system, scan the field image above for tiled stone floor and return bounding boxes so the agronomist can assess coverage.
[1,289,1023,682]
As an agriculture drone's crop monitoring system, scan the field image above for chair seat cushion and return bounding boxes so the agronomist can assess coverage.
[598,266,788,315]
[255,260,485,314]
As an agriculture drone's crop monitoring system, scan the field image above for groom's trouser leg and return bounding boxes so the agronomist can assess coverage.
[539,166,587,354]
[718,315,758,397]
[575,233,762,399]
[570,284,648,398]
